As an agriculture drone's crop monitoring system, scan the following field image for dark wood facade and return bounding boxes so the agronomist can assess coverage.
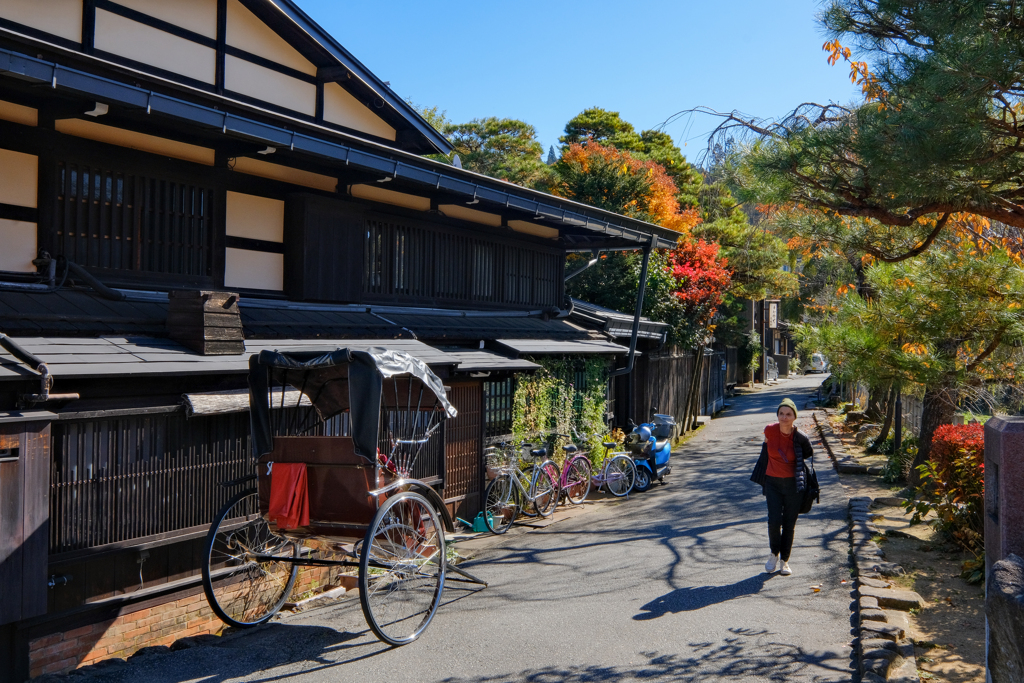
[0,2,681,678]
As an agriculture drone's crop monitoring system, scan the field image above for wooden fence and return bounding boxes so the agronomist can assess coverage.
[630,347,726,426]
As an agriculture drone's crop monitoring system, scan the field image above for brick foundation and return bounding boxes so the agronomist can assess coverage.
[27,564,352,678]
[28,590,225,678]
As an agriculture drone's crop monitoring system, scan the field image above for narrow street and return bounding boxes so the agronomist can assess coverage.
[81,375,855,683]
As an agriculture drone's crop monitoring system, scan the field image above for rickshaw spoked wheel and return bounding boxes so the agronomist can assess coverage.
[202,489,299,628]
[359,491,446,646]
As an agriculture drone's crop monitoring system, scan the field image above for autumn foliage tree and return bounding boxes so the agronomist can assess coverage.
[793,233,1024,481]
[553,141,700,233]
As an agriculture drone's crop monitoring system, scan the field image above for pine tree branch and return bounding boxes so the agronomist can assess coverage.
[965,328,1006,374]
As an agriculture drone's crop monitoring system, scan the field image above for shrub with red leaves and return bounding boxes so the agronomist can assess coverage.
[929,423,984,481]
[909,422,985,555]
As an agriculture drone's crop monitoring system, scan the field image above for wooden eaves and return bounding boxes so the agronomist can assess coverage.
[0,41,681,252]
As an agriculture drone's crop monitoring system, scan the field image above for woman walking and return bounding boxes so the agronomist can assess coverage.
[750,398,814,576]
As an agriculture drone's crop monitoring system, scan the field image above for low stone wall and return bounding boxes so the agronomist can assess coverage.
[987,554,1024,683]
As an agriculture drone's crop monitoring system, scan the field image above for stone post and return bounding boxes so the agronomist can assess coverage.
[983,417,1024,683]
[984,417,1024,569]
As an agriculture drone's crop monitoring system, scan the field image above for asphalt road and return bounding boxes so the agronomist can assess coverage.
[90,374,856,683]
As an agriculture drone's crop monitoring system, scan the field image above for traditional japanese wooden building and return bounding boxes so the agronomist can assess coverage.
[0,1,681,678]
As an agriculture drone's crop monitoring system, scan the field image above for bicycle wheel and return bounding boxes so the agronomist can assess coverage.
[483,475,519,534]
[530,464,558,517]
[604,455,636,497]
[202,489,299,628]
[544,460,561,499]
[359,491,445,646]
[563,456,593,505]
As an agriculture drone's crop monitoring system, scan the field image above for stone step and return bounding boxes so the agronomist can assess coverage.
[858,586,926,610]
[860,621,906,641]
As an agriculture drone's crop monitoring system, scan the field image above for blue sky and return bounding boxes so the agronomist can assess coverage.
[296,1,860,164]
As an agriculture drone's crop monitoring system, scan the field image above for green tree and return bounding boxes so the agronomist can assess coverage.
[694,180,796,301]
[710,1,1024,259]
[560,107,643,151]
[446,117,554,188]
[794,236,1024,482]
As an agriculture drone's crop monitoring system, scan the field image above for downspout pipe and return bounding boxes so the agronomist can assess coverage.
[610,238,654,380]
[0,332,79,404]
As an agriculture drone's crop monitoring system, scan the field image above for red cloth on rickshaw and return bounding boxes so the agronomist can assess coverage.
[268,462,310,530]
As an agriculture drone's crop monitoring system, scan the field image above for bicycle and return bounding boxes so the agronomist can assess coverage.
[542,431,593,506]
[482,442,558,534]
[590,440,636,497]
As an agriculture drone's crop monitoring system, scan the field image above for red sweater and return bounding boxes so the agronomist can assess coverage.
[764,423,796,478]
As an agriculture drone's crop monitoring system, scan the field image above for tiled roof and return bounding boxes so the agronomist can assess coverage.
[0,336,536,381]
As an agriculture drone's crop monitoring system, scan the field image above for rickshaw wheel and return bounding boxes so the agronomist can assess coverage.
[483,475,519,534]
[202,490,299,628]
[359,491,446,646]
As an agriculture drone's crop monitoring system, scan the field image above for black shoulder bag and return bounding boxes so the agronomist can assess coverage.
[799,458,820,514]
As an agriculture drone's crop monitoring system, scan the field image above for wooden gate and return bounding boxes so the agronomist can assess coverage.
[443,382,483,522]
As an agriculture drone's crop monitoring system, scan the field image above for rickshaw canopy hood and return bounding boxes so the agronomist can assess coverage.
[248,347,456,461]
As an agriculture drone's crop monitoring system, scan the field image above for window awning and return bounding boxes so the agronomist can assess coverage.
[491,338,633,357]
[438,350,541,373]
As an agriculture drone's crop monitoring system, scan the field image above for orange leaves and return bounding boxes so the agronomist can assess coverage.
[822,39,886,102]
[901,342,928,355]
[836,283,856,296]
[894,277,915,289]
[556,141,701,233]
[823,40,851,66]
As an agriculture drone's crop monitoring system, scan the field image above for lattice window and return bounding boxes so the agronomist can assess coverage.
[363,217,561,308]
[55,161,214,279]
[484,377,515,440]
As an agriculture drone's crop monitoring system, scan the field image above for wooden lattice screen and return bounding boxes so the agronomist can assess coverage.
[54,161,214,279]
[364,218,561,308]
[443,382,483,518]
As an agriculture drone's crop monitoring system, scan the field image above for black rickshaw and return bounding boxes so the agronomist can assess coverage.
[200,347,485,645]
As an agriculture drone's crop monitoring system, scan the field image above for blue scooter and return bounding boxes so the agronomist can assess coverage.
[623,414,675,492]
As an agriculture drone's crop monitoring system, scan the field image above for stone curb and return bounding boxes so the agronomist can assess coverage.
[813,410,923,683]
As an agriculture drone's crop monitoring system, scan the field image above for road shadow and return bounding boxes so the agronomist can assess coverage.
[437,628,852,682]
[633,572,772,620]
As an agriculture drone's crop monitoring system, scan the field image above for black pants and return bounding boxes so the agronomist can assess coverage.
[765,475,802,561]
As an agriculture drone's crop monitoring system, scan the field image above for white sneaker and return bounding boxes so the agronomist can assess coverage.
[765,554,779,573]
[779,561,792,576]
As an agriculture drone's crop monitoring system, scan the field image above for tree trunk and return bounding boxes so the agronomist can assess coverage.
[873,385,895,448]
[908,382,957,487]
[866,385,885,422]
[682,346,705,432]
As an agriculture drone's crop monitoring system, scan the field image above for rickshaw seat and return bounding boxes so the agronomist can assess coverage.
[257,436,382,539]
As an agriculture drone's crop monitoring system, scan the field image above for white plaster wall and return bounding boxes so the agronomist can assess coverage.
[0,149,38,208]
[225,192,284,242]
[0,219,37,272]
[323,82,396,141]
[115,0,217,38]
[231,157,337,193]
[95,9,216,83]
[0,0,82,42]
[225,0,316,75]
[54,119,215,165]
[224,248,283,291]
[0,100,37,127]
[225,55,315,116]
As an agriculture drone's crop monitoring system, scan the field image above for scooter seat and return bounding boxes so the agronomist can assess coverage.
[529,447,547,458]
[562,444,577,453]
[655,439,670,453]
